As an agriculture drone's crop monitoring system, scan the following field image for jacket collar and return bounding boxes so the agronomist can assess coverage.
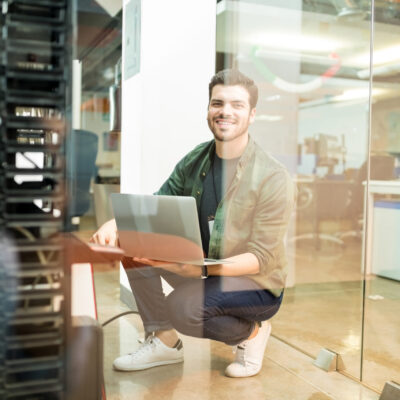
[207,134,255,167]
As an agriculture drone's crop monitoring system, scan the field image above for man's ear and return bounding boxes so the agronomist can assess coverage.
[249,108,256,124]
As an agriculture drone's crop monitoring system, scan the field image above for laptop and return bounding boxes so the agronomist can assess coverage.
[110,193,230,266]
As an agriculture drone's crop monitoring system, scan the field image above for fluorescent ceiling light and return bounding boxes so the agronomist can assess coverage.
[300,87,388,109]
[334,88,385,101]
[252,33,343,53]
[264,95,281,102]
[256,115,283,122]
[350,44,400,68]
[357,63,400,79]
[373,45,400,65]
[254,49,336,65]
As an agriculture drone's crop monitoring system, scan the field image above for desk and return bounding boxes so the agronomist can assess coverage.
[363,180,400,276]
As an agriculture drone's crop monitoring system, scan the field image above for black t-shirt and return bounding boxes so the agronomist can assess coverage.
[199,152,240,256]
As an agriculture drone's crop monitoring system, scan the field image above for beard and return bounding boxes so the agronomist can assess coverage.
[208,117,250,143]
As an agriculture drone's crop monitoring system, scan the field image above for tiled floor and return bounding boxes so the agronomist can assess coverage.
[78,213,399,398]
[93,267,380,400]
[274,236,400,392]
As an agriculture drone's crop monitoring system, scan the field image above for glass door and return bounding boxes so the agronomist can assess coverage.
[362,0,400,392]
[216,0,372,382]
[217,0,400,392]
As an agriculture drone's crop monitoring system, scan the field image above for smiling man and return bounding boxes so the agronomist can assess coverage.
[91,69,295,377]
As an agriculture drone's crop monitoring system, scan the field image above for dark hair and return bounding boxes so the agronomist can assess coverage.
[208,69,258,109]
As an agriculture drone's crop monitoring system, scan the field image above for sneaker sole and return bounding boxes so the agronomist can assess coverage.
[225,368,262,378]
[113,357,184,372]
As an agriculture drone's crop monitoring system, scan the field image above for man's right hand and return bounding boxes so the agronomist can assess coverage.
[90,218,118,246]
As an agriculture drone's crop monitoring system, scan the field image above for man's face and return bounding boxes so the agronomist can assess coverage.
[207,84,256,143]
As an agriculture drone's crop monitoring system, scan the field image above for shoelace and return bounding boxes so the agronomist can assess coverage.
[137,332,153,344]
[231,322,263,355]
[232,343,247,364]
[130,336,156,359]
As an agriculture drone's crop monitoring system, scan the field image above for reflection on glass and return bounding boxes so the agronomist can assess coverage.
[217,0,372,381]
[362,0,400,391]
[68,4,123,234]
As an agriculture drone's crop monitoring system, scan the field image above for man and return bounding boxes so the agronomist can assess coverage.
[91,69,295,378]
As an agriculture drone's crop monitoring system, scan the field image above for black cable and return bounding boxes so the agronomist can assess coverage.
[101,311,139,327]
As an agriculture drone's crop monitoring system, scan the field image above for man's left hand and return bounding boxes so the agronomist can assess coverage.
[132,257,201,278]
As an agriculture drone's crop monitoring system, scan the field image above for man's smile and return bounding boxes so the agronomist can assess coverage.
[215,118,235,127]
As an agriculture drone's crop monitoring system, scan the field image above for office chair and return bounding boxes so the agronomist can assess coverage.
[343,154,396,239]
[291,178,354,258]
[65,129,99,230]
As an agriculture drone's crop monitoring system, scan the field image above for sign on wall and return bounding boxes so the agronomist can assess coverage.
[124,0,141,80]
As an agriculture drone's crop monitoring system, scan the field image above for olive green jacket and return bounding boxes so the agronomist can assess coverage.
[157,136,296,296]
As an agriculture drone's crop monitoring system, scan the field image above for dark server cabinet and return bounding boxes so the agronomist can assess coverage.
[0,1,73,398]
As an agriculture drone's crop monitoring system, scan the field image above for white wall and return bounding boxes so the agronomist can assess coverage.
[120,0,216,298]
[121,0,217,195]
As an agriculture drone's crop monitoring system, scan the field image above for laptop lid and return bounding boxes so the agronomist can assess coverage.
[111,193,205,264]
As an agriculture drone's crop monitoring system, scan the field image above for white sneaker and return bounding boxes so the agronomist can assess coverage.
[225,321,271,378]
[113,335,184,371]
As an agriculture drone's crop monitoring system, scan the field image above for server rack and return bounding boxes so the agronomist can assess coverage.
[0,0,73,398]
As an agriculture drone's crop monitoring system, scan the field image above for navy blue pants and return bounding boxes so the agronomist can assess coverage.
[123,260,283,345]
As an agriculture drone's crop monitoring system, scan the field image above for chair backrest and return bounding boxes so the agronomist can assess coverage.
[66,129,99,217]
[314,180,354,220]
[349,155,396,217]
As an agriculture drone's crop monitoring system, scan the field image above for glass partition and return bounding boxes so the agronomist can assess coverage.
[76,0,400,397]
[68,2,122,235]
[217,0,372,381]
[362,0,400,391]
[69,2,124,396]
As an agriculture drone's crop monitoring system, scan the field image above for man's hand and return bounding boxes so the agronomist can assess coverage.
[90,218,118,246]
[132,257,201,278]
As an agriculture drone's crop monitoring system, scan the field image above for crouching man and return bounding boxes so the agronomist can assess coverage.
[92,69,296,378]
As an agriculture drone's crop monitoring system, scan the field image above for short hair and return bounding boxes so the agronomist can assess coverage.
[208,69,258,109]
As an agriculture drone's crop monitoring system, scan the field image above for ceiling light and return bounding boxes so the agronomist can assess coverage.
[350,44,400,68]
[264,95,281,102]
[334,87,386,101]
[332,0,367,21]
[256,115,283,122]
[374,45,400,66]
[337,8,365,19]
[103,67,114,81]
[252,33,343,54]
[254,49,337,65]
[357,63,400,79]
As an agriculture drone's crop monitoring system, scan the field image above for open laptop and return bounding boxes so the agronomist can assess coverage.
[110,193,230,265]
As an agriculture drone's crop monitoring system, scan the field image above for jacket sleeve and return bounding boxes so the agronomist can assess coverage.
[246,169,296,276]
